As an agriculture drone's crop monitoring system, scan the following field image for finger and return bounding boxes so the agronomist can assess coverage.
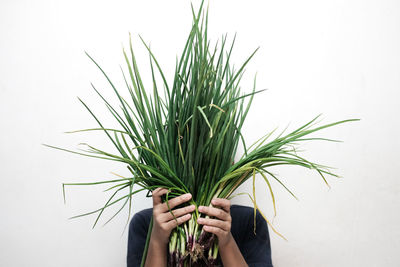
[198,206,230,221]
[211,198,231,213]
[160,193,192,212]
[160,205,196,222]
[164,213,192,231]
[152,187,163,195]
[197,217,230,231]
[152,188,169,206]
[202,225,226,237]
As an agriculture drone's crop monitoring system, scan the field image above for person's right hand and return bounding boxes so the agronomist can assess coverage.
[151,188,195,245]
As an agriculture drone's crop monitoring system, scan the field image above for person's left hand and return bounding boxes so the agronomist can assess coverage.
[197,198,233,248]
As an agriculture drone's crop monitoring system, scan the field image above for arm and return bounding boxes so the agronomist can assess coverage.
[198,198,248,267]
[145,188,195,267]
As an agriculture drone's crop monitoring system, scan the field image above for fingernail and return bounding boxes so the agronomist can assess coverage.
[197,218,203,223]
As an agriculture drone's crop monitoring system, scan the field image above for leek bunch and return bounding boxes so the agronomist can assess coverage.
[45,2,357,266]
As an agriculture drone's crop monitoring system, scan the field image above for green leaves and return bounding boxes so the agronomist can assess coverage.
[44,0,358,237]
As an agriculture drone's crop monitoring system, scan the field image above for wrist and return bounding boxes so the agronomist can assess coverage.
[150,228,169,246]
[218,232,234,251]
[146,232,168,267]
[218,233,248,267]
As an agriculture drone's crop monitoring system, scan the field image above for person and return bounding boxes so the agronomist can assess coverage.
[127,188,273,266]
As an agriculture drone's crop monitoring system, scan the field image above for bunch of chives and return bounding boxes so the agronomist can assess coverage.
[45,1,357,266]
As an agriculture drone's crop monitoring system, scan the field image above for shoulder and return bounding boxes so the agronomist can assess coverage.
[231,204,256,216]
[230,205,270,241]
[130,208,152,223]
[231,204,267,226]
[127,208,153,266]
[129,208,153,235]
[230,205,273,266]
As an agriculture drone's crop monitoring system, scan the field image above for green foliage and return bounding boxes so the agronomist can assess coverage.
[44,1,357,265]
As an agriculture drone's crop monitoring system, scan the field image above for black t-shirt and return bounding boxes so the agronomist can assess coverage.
[127,205,273,267]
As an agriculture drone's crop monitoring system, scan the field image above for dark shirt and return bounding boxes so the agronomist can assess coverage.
[127,205,273,267]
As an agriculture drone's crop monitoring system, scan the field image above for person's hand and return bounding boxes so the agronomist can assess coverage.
[151,188,196,245]
[197,198,232,248]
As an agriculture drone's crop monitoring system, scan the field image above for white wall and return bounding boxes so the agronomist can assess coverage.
[1,0,399,266]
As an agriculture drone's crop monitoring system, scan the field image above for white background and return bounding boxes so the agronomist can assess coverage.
[1,0,399,266]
